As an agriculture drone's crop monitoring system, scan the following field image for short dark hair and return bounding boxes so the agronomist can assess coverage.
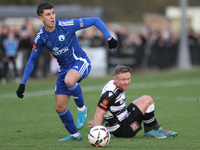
[114,65,132,75]
[37,2,54,16]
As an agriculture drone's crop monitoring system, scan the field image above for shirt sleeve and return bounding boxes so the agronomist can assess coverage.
[21,50,39,84]
[97,89,121,111]
[21,41,43,85]
[71,17,112,40]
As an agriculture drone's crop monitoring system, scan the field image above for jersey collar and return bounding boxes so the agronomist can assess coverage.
[113,82,123,91]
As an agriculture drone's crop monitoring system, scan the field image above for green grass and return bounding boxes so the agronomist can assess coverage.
[0,68,200,150]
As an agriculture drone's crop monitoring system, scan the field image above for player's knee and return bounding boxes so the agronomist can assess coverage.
[55,104,66,113]
[64,77,74,87]
[141,95,154,105]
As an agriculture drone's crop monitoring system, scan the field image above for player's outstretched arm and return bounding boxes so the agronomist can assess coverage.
[88,106,106,128]
[16,51,39,98]
[80,17,118,49]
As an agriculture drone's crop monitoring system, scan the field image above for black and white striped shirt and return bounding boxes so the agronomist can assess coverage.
[97,80,128,133]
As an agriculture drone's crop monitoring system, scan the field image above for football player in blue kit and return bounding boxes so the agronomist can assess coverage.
[16,2,118,141]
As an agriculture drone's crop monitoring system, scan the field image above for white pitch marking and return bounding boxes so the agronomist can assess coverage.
[1,79,200,99]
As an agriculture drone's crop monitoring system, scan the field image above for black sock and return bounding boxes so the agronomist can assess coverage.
[143,111,160,132]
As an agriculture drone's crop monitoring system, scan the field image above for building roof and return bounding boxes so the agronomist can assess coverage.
[0,4,104,19]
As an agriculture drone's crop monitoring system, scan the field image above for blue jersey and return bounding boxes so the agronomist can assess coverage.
[21,17,112,84]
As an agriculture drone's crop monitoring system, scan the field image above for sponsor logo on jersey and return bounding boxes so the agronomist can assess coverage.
[32,43,38,52]
[130,121,140,131]
[58,20,74,26]
[100,99,108,108]
[58,35,65,41]
[52,47,59,51]
[79,18,83,27]
[51,47,69,56]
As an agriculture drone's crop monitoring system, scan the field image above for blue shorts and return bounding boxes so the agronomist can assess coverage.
[55,59,91,95]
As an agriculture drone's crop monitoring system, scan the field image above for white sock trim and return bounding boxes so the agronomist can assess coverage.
[78,105,86,111]
[146,103,155,113]
[71,132,79,138]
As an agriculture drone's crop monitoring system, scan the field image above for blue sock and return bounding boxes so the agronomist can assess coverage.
[58,108,77,134]
[68,83,84,108]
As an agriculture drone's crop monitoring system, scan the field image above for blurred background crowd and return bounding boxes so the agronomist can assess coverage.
[0,0,200,84]
[1,19,200,84]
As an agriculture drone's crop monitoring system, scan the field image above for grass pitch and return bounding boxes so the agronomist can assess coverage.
[0,68,200,150]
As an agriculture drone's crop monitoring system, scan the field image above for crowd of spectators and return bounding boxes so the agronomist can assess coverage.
[0,19,50,84]
[1,19,200,84]
[77,23,200,72]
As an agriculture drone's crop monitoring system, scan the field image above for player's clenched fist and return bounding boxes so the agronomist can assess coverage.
[108,37,118,49]
[16,84,25,98]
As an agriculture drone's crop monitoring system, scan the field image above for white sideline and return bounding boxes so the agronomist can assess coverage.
[1,79,200,99]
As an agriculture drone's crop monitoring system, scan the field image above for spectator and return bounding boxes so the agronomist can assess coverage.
[18,19,35,77]
[0,26,6,83]
[2,31,19,83]
[188,29,199,66]
[165,31,179,68]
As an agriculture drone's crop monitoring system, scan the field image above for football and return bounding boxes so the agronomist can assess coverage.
[88,125,110,147]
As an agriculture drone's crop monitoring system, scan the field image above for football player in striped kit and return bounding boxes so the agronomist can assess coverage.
[88,65,178,139]
[16,2,118,141]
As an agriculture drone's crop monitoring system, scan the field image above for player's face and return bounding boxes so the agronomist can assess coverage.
[114,72,131,91]
[38,8,56,32]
